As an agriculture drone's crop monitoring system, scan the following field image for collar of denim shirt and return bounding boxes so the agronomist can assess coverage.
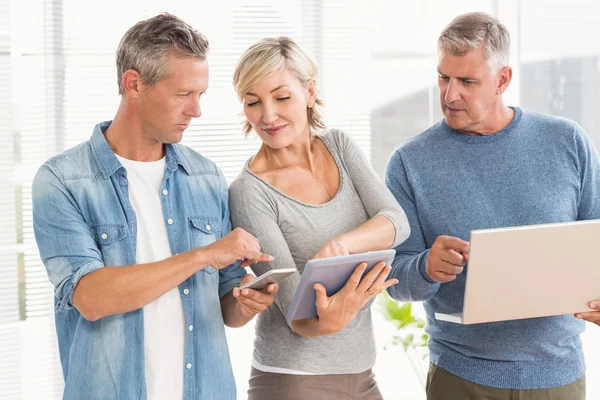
[89,120,194,178]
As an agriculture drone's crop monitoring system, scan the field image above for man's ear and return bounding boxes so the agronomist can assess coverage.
[122,69,142,99]
[496,66,512,95]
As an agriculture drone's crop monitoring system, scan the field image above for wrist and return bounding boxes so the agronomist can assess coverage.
[316,316,342,336]
[193,247,212,272]
[331,235,351,252]
[422,258,438,283]
[238,301,257,319]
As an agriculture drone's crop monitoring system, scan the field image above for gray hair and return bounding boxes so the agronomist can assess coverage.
[438,12,510,72]
[232,37,326,136]
[116,13,209,95]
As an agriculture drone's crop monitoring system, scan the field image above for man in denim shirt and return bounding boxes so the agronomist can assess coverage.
[32,14,277,400]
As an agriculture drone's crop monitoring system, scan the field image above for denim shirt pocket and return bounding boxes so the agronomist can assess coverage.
[189,216,221,275]
[91,224,129,264]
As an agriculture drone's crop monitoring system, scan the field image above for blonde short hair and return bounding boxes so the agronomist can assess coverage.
[438,12,510,72]
[232,37,325,136]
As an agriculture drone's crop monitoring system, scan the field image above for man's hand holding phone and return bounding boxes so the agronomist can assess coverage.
[233,269,295,317]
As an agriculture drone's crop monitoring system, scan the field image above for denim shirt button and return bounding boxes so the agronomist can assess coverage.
[183,288,189,295]
[167,218,173,225]
[162,189,168,196]
[101,233,108,240]
[186,363,192,369]
[188,325,193,331]
[205,224,211,231]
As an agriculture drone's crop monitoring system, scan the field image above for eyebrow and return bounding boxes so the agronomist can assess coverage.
[437,70,477,81]
[246,85,289,96]
[176,90,207,94]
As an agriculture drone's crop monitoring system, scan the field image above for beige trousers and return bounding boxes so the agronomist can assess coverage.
[247,367,383,400]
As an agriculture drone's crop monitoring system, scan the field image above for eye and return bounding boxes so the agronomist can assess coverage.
[178,93,189,99]
[276,97,290,101]
[247,100,260,107]
[438,75,449,81]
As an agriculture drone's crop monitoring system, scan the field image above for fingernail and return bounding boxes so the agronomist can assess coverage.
[242,289,249,296]
[576,314,582,318]
[590,303,597,309]
[268,256,275,261]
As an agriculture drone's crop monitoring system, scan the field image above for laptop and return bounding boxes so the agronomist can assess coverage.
[434,219,600,324]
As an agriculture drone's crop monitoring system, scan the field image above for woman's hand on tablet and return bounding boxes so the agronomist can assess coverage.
[312,261,398,335]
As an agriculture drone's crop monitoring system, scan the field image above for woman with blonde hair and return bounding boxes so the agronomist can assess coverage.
[229,37,410,400]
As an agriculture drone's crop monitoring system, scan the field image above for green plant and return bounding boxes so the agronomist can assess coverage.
[378,291,429,388]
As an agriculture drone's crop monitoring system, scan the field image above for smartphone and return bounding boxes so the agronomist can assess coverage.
[239,268,296,290]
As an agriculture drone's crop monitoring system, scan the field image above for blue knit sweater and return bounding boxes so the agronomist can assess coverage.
[385,107,600,389]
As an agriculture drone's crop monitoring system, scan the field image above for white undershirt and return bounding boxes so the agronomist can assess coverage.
[252,358,318,375]
[116,154,185,400]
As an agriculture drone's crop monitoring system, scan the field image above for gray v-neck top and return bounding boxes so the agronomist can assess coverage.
[229,129,410,374]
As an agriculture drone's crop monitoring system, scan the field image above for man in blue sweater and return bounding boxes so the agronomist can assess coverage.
[385,12,600,399]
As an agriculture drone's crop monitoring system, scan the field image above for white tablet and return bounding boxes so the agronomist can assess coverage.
[285,249,396,323]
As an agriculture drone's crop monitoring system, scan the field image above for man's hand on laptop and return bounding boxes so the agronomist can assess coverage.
[575,300,600,326]
[426,235,470,283]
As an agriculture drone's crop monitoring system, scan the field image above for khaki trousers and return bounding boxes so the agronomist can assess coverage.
[426,363,585,400]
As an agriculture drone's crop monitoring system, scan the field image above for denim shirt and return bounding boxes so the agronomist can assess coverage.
[32,121,245,400]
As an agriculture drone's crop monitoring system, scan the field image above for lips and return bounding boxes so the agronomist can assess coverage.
[263,125,287,136]
[445,106,466,117]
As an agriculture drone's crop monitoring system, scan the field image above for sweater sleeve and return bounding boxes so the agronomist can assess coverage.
[574,125,600,221]
[384,148,441,301]
[229,176,301,328]
[331,129,411,247]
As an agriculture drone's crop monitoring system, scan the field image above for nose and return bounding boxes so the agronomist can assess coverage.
[444,79,461,104]
[186,97,202,118]
[262,102,277,125]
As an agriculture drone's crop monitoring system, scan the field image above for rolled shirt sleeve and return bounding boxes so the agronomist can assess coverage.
[32,164,106,312]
